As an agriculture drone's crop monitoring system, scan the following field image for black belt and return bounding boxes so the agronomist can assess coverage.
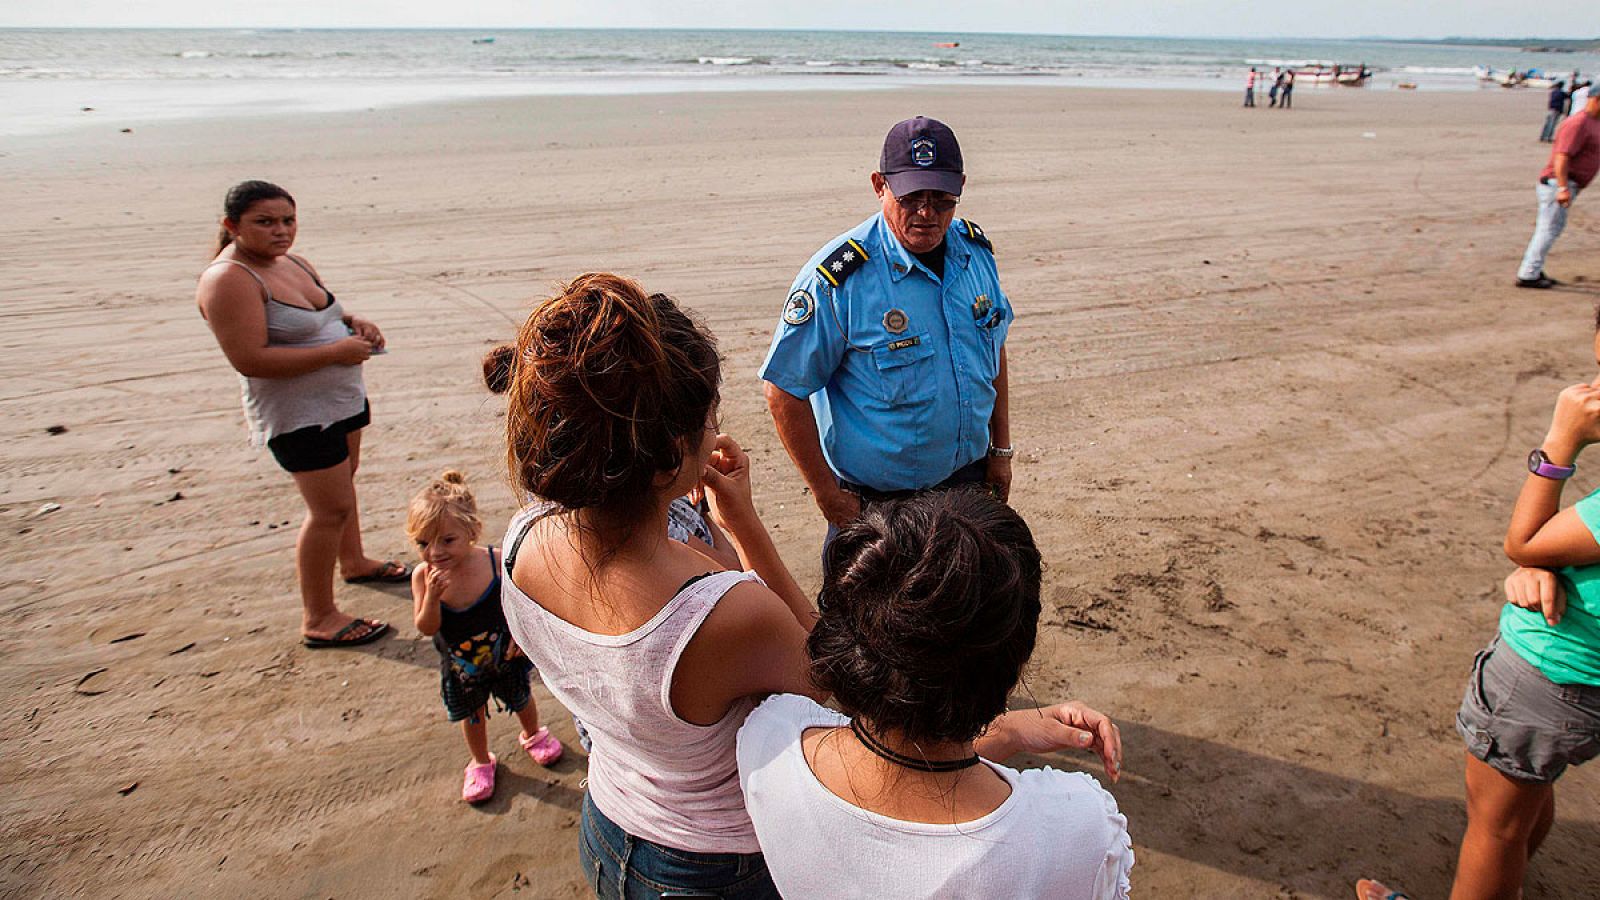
[840,457,988,503]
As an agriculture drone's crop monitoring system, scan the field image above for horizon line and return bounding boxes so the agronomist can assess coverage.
[0,25,1595,44]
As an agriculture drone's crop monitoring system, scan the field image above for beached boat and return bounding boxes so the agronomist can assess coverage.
[1336,66,1372,86]
[1294,66,1339,85]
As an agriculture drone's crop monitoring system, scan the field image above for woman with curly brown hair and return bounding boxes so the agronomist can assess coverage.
[737,489,1132,899]
[498,273,815,899]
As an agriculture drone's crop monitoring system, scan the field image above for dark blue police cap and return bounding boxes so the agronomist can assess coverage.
[879,116,964,197]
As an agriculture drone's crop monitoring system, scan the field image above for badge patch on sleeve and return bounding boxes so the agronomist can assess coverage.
[783,289,815,326]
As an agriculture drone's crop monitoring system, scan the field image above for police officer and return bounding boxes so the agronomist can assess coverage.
[759,116,1013,537]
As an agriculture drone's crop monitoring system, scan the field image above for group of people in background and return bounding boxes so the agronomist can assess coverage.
[194,107,1600,899]
[1243,66,1294,109]
[1542,72,1593,143]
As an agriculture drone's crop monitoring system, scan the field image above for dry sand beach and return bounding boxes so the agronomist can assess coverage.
[2,85,1598,898]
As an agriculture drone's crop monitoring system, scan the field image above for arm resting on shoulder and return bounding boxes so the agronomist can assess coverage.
[975,701,1122,782]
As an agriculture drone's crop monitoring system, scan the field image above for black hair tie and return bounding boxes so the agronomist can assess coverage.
[850,719,981,773]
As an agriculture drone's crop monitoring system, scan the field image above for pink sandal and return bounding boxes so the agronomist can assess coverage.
[461,753,497,804]
[520,727,564,766]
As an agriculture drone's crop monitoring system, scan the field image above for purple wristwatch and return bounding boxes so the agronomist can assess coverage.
[1528,449,1576,480]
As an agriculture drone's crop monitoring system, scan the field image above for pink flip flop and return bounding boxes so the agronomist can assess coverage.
[461,753,497,804]
[520,727,564,766]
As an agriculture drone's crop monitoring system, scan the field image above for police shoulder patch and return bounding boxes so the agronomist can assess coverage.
[782,289,815,326]
[814,238,871,288]
[960,219,993,252]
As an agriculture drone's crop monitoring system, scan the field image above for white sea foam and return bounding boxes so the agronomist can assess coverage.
[698,56,752,66]
[1398,66,1481,75]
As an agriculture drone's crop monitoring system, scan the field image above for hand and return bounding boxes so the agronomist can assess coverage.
[330,335,374,366]
[504,641,525,661]
[347,315,385,351]
[817,483,862,528]
[702,434,757,529]
[1556,187,1572,208]
[1505,566,1567,626]
[425,564,452,598]
[1545,382,1600,457]
[986,455,1013,503]
[995,701,1122,782]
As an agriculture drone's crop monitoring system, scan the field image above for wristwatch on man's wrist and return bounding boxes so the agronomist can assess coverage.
[987,444,1014,459]
[1528,448,1576,480]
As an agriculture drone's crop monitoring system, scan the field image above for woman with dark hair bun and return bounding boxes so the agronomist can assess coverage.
[481,338,740,571]
[498,273,817,899]
[196,180,402,649]
[737,489,1134,899]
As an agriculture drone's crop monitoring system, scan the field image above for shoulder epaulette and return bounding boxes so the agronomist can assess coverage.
[960,219,993,252]
[815,238,871,288]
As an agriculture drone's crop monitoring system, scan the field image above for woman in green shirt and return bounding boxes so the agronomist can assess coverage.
[1364,314,1600,899]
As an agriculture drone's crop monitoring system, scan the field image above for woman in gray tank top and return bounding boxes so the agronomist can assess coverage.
[196,181,401,649]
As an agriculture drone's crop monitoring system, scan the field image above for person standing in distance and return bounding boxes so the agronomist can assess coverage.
[1516,90,1600,289]
[759,116,1013,552]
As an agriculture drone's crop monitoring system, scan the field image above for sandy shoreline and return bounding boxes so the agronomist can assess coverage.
[2,84,1598,897]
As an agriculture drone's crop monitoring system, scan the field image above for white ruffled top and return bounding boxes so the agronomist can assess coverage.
[737,694,1134,899]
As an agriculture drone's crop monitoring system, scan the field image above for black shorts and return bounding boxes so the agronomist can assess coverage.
[266,402,370,473]
[441,656,534,722]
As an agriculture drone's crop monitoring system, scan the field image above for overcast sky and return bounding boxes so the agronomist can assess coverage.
[0,1,1589,40]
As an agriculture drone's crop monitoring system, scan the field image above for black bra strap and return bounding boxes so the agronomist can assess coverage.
[504,506,558,574]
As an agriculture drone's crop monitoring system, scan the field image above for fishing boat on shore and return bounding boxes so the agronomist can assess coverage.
[1293,63,1370,85]
[1293,63,1339,84]
[1336,65,1372,85]
[1476,66,1556,88]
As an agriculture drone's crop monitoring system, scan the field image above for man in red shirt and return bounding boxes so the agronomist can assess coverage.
[1518,90,1600,288]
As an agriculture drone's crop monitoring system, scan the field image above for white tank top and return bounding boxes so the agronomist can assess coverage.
[500,504,763,854]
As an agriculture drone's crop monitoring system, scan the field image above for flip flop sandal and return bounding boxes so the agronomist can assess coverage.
[302,618,390,649]
[343,560,411,584]
[520,727,564,766]
[462,753,497,804]
[1355,879,1410,900]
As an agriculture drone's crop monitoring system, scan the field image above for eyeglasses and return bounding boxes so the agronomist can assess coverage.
[892,192,960,214]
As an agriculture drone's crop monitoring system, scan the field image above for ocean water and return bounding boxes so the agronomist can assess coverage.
[4,28,1598,137]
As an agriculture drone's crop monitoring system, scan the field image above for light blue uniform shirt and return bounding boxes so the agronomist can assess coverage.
[758,213,1011,492]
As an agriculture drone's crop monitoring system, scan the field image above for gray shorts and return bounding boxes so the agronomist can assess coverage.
[1456,635,1600,784]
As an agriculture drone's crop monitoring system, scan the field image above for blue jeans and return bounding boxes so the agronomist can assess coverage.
[1518,180,1575,281]
[1540,110,1563,142]
[578,793,778,900]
